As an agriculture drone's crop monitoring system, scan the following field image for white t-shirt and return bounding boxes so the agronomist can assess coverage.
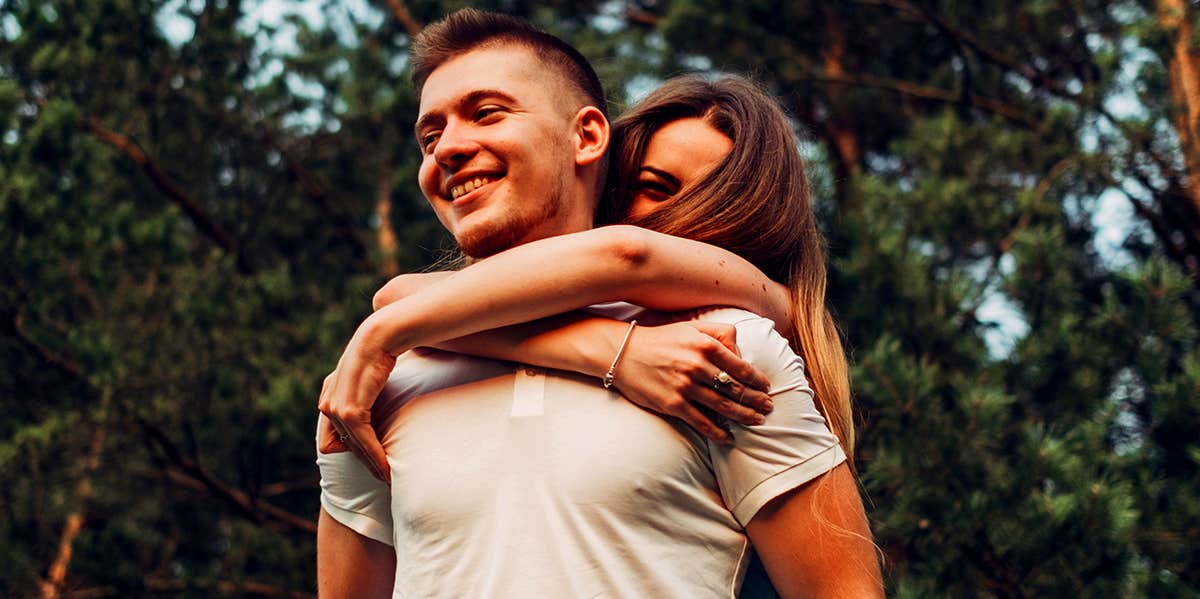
[316,305,845,598]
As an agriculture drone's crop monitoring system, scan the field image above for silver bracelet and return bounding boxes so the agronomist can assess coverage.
[602,320,638,389]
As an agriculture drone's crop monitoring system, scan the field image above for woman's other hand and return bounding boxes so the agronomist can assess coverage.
[317,318,397,484]
[612,321,772,444]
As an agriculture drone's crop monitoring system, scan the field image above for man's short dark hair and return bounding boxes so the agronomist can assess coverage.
[410,8,608,118]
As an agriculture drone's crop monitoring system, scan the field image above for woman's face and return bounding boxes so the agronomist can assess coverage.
[627,117,733,220]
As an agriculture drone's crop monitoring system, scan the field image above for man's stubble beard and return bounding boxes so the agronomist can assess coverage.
[457,170,570,259]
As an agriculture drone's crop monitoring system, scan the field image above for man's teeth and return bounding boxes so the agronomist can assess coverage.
[450,176,494,199]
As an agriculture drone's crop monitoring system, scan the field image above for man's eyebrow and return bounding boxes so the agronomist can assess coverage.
[414,89,520,139]
[640,166,681,187]
[461,88,519,108]
[414,112,444,141]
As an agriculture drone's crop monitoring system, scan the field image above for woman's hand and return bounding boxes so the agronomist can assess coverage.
[317,319,398,483]
[611,321,773,444]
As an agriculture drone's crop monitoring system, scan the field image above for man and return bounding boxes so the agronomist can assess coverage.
[317,9,881,598]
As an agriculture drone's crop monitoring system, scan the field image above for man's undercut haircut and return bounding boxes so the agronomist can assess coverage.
[411,8,608,118]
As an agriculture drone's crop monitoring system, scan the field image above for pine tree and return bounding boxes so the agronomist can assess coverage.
[2,0,1197,596]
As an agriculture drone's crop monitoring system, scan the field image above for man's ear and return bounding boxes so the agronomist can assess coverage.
[572,106,609,167]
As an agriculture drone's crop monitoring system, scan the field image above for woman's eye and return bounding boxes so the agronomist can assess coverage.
[634,181,674,200]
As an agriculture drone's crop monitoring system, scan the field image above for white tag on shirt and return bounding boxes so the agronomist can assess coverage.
[510,366,546,418]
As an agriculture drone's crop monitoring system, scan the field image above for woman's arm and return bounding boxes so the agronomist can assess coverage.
[371,271,775,443]
[368,225,790,353]
[371,226,789,333]
[745,464,884,598]
[319,226,791,481]
[434,315,774,443]
[372,271,454,311]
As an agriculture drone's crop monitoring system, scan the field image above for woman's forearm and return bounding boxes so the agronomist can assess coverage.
[430,313,775,441]
[360,225,791,356]
[431,312,619,379]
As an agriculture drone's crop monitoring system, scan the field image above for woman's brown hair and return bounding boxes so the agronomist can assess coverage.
[603,75,856,459]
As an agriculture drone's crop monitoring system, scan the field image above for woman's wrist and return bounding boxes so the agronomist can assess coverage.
[602,320,638,389]
[357,307,409,358]
[552,317,624,379]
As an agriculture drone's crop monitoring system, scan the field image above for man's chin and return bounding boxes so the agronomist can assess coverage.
[455,220,529,259]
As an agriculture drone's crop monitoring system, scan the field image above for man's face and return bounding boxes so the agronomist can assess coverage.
[415,45,581,258]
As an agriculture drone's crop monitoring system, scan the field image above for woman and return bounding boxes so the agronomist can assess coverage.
[319,75,880,597]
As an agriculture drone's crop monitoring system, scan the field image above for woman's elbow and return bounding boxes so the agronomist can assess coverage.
[372,277,412,311]
[592,225,653,271]
[371,288,395,311]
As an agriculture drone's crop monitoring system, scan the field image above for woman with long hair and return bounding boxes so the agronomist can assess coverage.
[319,75,880,597]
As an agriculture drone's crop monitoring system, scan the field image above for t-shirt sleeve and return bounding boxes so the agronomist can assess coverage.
[705,310,846,526]
[316,413,394,546]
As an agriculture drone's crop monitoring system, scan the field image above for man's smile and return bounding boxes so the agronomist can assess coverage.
[450,175,497,200]
[446,172,503,204]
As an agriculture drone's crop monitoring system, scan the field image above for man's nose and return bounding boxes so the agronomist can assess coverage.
[433,120,479,169]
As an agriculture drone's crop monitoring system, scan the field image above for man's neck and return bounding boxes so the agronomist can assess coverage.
[508,196,596,250]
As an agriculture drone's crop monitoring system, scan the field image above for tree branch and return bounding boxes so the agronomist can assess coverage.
[12,311,85,378]
[260,478,319,498]
[259,127,365,249]
[62,577,316,598]
[82,118,251,273]
[805,69,1041,129]
[137,419,318,536]
[868,0,1200,266]
[384,0,423,37]
[625,7,662,27]
[158,466,319,535]
[998,158,1076,254]
[875,0,1100,112]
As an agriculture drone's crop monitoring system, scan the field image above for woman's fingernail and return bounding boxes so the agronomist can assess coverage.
[763,400,774,412]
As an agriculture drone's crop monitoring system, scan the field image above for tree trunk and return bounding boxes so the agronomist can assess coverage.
[376,156,399,278]
[1157,0,1200,225]
[819,5,863,181]
[40,426,105,599]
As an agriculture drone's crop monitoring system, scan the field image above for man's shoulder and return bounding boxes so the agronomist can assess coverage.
[583,301,645,321]
[691,306,769,327]
[380,348,514,404]
[584,303,770,328]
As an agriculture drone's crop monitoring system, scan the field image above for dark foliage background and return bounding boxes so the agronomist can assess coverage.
[3,0,1198,596]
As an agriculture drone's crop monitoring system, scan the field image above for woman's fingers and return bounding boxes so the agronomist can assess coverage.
[688,384,766,426]
[673,401,733,445]
[317,415,348,454]
[707,371,774,416]
[318,365,391,483]
[688,321,771,392]
[317,374,348,454]
[694,344,773,415]
[328,412,391,484]
[610,319,777,441]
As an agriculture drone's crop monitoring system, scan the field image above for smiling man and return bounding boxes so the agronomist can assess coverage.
[316,9,612,597]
